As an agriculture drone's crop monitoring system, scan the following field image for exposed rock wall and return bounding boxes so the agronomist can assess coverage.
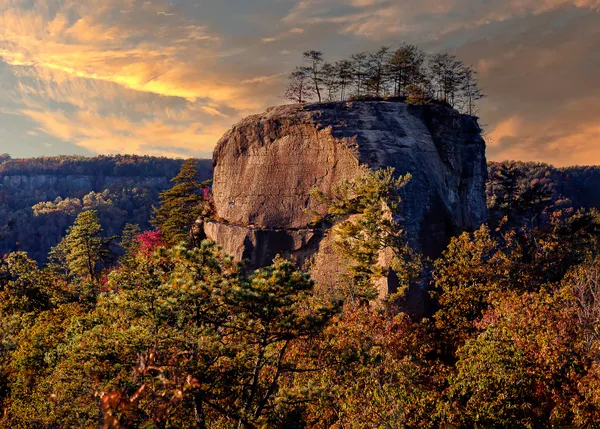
[206,101,487,266]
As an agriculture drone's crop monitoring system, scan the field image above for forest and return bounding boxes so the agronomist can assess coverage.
[1,157,600,428]
[0,155,212,262]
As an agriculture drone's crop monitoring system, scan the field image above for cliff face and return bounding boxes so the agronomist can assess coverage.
[203,101,486,308]
[207,101,486,260]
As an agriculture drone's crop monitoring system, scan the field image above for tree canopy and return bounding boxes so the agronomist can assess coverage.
[1,165,600,427]
[152,159,213,246]
[284,46,485,115]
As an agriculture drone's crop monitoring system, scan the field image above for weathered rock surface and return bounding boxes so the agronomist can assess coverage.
[202,220,318,268]
[206,101,487,265]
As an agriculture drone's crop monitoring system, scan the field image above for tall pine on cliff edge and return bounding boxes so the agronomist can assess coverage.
[152,159,210,246]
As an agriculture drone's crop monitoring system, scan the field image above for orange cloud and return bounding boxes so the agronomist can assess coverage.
[0,0,270,112]
[283,0,600,39]
[488,116,521,148]
[21,108,225,158]
[486,96,600,167]
[0,0,288,157]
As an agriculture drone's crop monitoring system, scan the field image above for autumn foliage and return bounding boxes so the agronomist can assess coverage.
[1,164,600,427]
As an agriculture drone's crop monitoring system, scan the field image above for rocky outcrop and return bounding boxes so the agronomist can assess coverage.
[201,101,487,307]
[202,220,318,268]
[206,100,486,256]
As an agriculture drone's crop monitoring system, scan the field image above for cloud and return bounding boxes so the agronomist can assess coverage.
[0,0,279,110]
[0,9,248,106]
[282,0,600,40]
[452,9,600,166]
[21,108,223,158]
[1,0,599,166]
[262,27,305,43]
[241,74,283,84]
[0,0,287,157]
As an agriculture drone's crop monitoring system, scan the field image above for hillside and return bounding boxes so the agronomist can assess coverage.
[487,161,600,227]
[2,139,600,427]
[488,161,600,209]
[2,154,599,264]
[0,155,212,262]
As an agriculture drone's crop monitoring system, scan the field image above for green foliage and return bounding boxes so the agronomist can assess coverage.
[433,209,600,353]
[487,160,600,231]
[432,225,513,348]
[152,159,212,247]
[298,304,446,428]
[445,291,584,427]
[0,252,52,316]
[0,224,336,427]
[118,223,142,267]
[49,210,112,287]
[4,162,600,427]
[311,167,421,301]
[0,155,212,263]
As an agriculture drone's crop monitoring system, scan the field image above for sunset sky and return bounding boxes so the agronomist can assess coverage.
[0,0,599,166]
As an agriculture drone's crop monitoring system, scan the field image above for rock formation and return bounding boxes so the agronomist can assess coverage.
[201,101,487,301]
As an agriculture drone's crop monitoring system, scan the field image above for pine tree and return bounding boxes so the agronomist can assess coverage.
[152,159,210,246]
[488,161,524,223]
[321,62,339,101]
[285,67,312,103]
[49,210,110,285]
[351,52,369,98]
[458,66,485,115]
[519,179,554,228]
[427,53,465,106]
[335,59,354,101]
[366,46,391,98]
[118,223,141,268]
[311,168,420,301]
[303,50,324,102]
[387,44,426,97]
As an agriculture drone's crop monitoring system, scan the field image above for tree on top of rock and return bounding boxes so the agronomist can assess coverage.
[285,67,312,104]
[152,159,211,246]
[283,45,485,114]
[387,44,426,98]
[366,46,391,98]
[428,53,464,106]
[303,50,324,102]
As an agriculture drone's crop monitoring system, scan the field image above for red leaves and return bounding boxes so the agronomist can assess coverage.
[135,230,165,256]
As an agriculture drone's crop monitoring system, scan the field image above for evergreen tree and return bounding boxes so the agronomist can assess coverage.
[285,67,312,103]
[152,159,210,246]
[366,46,391,98]
[519,179,554,228]
[49,210,110,285]
[427,53,465,106]
[351,52,369,97]
[29,242,336,428]
[118,223,142,268]
[321,62,339,101]
[311,168,420,301]
[387,44,426,97]
[488,161,524,223]
[458,66,485,115]
[335,59,353,101]
[303,50,325,102]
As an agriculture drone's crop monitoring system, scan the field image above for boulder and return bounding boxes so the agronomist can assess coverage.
[206,101,487,260]
[201,100,487,310]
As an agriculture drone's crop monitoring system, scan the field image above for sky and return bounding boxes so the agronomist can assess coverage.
[0,0,599,166]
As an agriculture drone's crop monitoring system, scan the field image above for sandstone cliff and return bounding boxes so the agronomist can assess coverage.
[202,101,487,300]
